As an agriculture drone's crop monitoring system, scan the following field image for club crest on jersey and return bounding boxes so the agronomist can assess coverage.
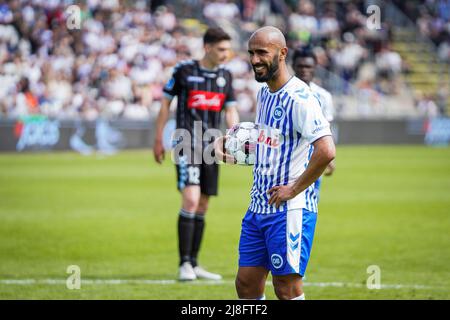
[272,106,285,121]
[271,254,283,269]
[216,76,226,87]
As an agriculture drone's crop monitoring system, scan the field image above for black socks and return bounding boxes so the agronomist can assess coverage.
[178,209,195,265]
[191,214,205,267]
[177,209,206,267]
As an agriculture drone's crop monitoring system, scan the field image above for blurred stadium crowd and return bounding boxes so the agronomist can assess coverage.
[396,0,449,61]
[0,0,448,120]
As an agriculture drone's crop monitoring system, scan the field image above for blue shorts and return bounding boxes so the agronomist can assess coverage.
[238,208,317,277]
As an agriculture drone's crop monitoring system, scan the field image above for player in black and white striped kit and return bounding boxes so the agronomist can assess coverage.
[154,27,239,281]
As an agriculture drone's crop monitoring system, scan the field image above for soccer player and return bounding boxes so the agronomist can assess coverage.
[217,26,335,300]
[292,47,336,201]
[153,27,239,281]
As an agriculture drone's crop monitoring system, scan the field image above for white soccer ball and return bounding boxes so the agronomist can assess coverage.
[225,122,258,165]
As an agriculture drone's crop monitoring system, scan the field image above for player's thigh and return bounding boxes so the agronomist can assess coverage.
[235,266,269,299]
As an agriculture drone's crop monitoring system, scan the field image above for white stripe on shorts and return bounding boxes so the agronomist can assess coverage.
[287,208,302,274]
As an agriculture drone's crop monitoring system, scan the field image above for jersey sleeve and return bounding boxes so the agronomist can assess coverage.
[293,92,332,144]
[162,65,182,99]
[224,71,237,108]
[321,91,334,122]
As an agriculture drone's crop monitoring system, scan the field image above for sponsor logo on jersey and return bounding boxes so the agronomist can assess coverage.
[187,76,205,83]
[187,90,226,112]
[202,72,217,78]
[311,118,329,135]
[257,127,281,148]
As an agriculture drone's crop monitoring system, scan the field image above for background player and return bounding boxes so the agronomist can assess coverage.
[292,47,336,201]
[217,26,335,300]
[154,27,239,281]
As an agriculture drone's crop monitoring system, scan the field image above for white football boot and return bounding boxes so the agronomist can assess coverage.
[178,262,197,281]
[193,266,222,281]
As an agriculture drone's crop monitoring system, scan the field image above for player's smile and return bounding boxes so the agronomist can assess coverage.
[253,64,267,74]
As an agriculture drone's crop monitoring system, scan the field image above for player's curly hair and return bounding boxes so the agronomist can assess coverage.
[292,46,317,65]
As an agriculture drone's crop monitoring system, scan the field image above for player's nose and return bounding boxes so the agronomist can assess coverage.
[250,55,262,66]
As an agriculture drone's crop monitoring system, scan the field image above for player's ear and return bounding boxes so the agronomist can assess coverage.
[280,47,288,61]
[204,43,211,54]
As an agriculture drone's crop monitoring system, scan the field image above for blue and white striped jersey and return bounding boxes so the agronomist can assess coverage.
[248,76,332,214]
[310,82,334,122]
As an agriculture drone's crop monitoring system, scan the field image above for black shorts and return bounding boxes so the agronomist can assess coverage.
[175,160,219,196]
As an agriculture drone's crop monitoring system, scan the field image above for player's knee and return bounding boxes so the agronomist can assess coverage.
[273,286,293,300]
[235,275,246,292]
[182,197,199,213]
[196,202,208,213]
[197,196,209,213]
[235,275,254,297]
[273,279,301,300]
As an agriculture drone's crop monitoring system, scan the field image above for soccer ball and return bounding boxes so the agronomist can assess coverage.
[225,122,258,165]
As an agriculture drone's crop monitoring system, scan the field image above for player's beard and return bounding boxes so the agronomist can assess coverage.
[253,53,280,83]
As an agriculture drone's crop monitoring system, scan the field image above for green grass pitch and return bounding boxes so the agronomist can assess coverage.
[0,146,449,299]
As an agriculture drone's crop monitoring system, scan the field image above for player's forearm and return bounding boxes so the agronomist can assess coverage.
[225,105,239,128]
[291,136,335,195]
[154,98,171,142]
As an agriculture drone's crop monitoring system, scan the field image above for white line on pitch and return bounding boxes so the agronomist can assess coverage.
[0,279,447,290]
